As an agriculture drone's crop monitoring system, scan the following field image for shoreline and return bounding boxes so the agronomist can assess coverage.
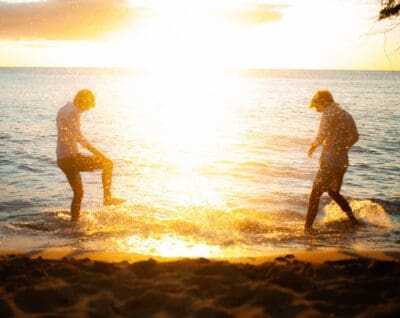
[2,247,400,264]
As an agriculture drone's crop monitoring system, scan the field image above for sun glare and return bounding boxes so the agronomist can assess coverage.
[111,2,256,207]
[117,234,221,258]
[140,4,232,68]
[115,0,245,154]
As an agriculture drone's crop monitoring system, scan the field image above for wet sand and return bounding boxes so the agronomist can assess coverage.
[1,250,400,317]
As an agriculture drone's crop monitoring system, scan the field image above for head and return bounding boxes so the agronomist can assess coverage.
[309,90,334,113]
[73,89,95,111]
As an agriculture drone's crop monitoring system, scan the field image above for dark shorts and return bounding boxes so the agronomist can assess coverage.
[57,154,110,174]
[313,163,347,192]
[57,154,112,189]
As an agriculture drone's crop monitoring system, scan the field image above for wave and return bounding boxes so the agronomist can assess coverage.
[267,135,311,147]
[0,133,11,140]
[365,198,400,215]
[352,145,381,155]
[37,155,56,165]
[246,193,309,208]
[0,158,14,165]
[200,160,312,180]
[5,199,399,255]
[17,164,43,173]
[0,199,35,213]
[322,199,394,227]
[5,205,304,238]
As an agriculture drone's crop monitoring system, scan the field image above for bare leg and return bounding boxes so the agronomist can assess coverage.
[73,155,124,206]
[65,172,84,222]
[99,157,124,205]
[328,190,359,226]
[305,187,324,232]
[101,157,113,203]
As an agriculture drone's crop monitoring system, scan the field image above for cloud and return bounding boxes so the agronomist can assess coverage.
[0,0,144,40]
[227,3,289,25]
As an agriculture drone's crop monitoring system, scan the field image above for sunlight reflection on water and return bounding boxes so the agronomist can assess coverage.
[1,68,399,255]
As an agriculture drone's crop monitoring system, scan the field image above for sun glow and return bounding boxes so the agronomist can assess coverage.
[130,1,238,69]
[114,2,248,175]
[2,0,398,69]
[114,234,221,258]
[123,68,248,207]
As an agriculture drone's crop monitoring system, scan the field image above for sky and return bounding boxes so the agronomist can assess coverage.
[0,0,399,70]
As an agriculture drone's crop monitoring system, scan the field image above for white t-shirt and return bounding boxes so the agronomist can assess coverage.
[56,102,89,160]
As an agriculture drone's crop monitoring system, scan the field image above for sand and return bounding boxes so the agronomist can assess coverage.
[1,250,400,317]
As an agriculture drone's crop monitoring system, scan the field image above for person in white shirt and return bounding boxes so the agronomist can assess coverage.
[306,90,360,233]
[56,89,124,222]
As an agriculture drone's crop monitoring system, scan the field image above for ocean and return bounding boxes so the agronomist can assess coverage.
[0,67,399,258]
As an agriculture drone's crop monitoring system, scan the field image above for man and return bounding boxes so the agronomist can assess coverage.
[56,89,124,222]
[306,90,359,233]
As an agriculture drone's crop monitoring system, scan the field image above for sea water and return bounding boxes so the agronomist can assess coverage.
[0,68,399,257]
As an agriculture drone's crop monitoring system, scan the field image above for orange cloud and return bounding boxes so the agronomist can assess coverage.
[0,0,144,40]
[223,3,289,25]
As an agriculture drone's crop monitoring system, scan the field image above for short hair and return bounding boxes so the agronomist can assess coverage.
[73,89,95,109]
[309,90,334,109]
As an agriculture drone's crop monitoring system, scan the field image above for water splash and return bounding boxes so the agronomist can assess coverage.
[4,199,399,256]
[322,199,392,227]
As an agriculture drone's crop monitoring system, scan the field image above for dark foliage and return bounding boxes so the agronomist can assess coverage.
[379,0,400,20]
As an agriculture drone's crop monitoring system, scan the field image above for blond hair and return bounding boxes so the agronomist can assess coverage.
[73,89,95,109]
[309,90,334,109]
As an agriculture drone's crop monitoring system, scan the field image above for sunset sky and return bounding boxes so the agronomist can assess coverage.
[0,0,399,70]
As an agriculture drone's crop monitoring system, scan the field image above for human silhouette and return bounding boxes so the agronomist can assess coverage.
[56,89,124,222]
[305,90,359,233]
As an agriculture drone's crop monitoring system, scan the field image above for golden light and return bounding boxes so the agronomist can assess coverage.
[119,2,253,175]
[112,1,249,174]
[117,234,221,258]
[125,68,249,207]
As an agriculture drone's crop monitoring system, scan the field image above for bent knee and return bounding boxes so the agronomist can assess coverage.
[104,159,113,170]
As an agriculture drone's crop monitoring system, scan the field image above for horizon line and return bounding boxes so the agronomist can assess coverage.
[0,66,399,72]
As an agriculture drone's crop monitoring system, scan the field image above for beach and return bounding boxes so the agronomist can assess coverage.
[1,0,399,315]
[1,250,400,317]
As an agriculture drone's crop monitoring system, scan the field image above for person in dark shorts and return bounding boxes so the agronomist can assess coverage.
[305,90,360,233]
[56,89,124,222]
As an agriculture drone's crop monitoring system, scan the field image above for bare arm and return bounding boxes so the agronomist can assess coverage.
[308,113,328,158]
[346,116,359,148]
[84,142,108,159]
